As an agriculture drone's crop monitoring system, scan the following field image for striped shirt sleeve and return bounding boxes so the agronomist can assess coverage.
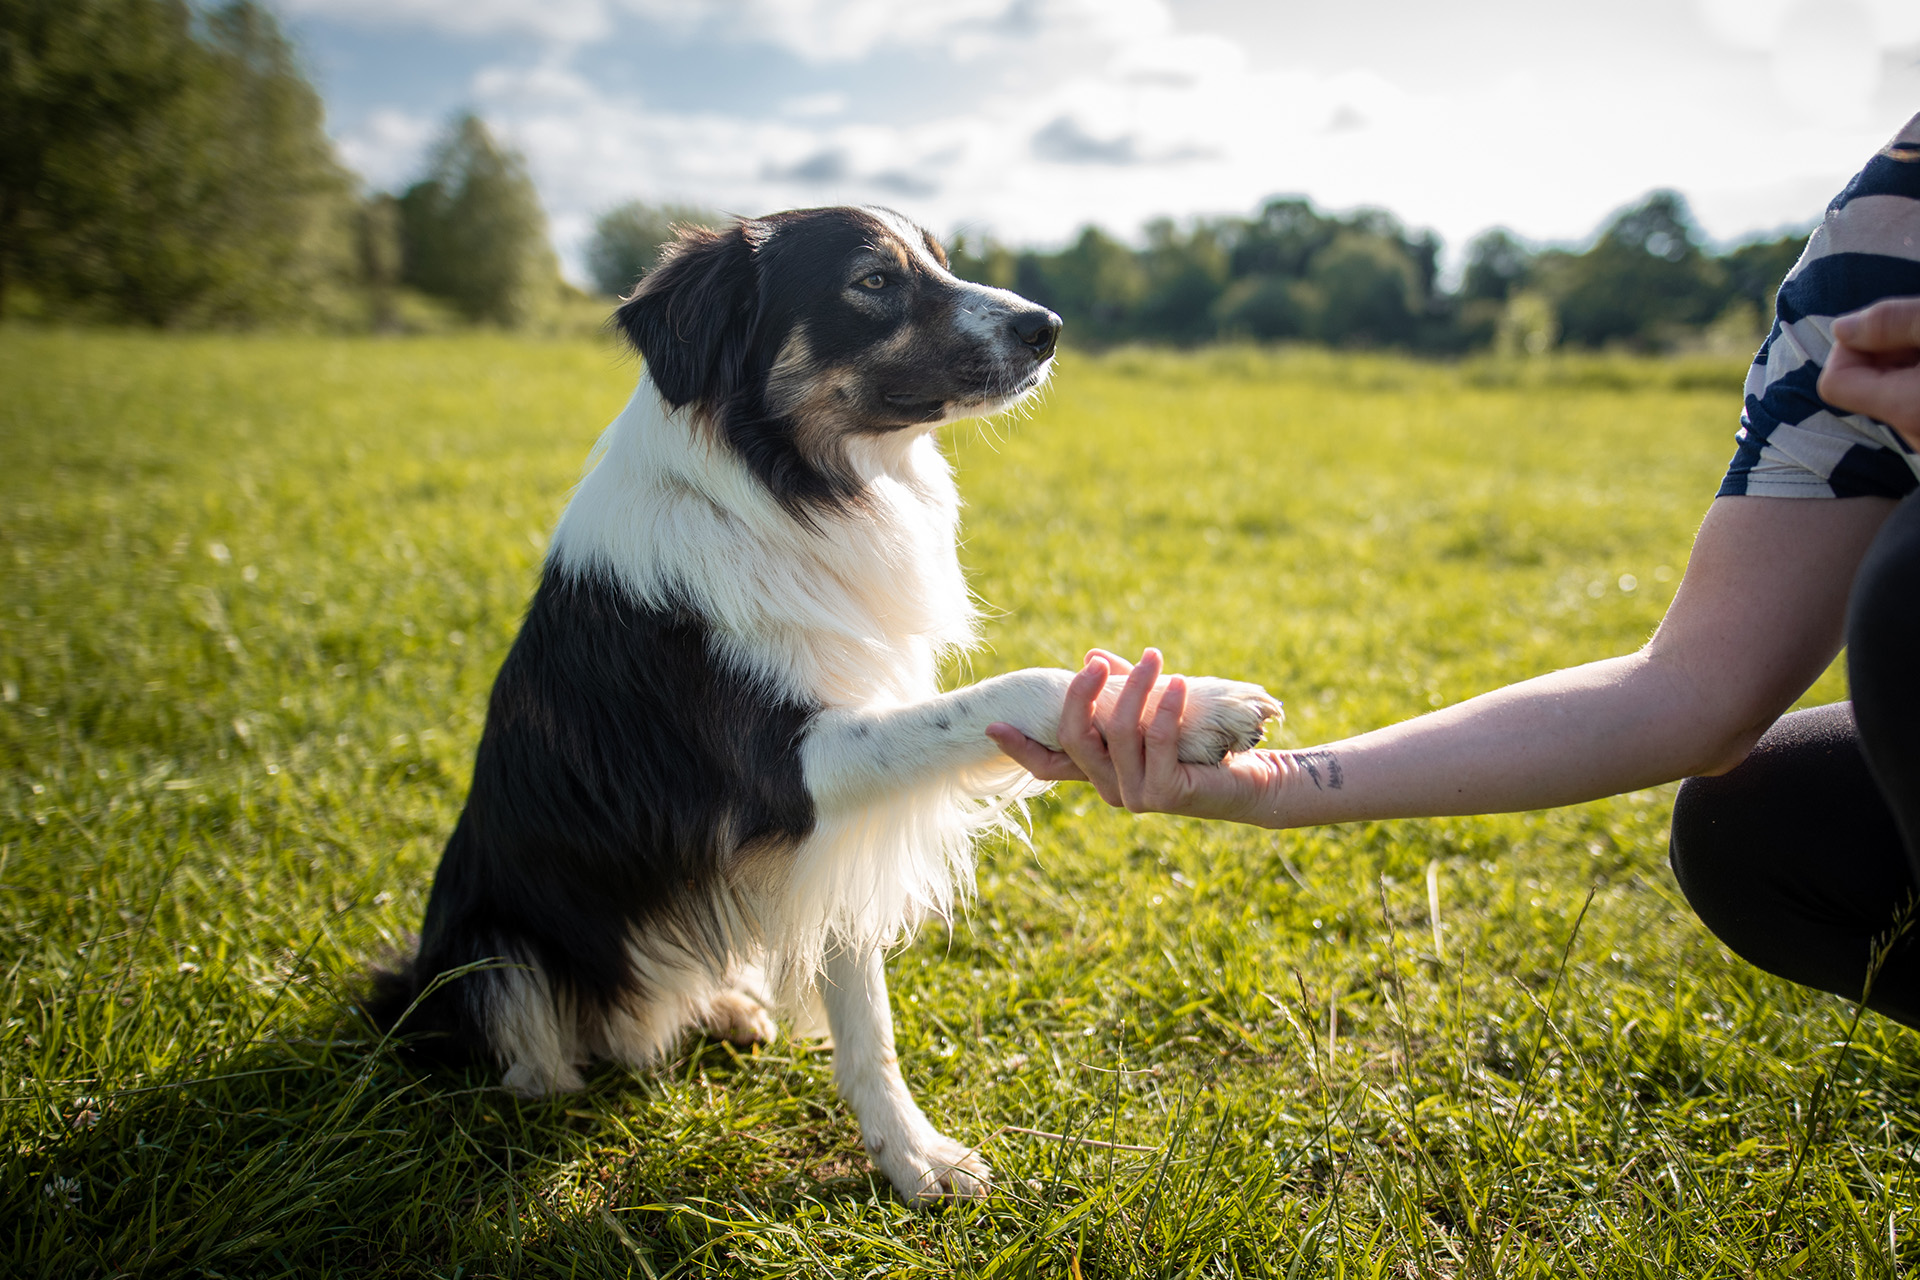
[1719,112,1920,500]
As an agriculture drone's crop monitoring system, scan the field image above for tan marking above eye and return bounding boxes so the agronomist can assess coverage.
[921,230,949,269]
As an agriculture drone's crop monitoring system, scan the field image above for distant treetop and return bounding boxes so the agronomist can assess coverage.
[586,202,723,299]
[397,114,561,327]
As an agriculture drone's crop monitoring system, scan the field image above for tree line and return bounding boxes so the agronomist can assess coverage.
[939,191,1805,354]
[1,0,568,329]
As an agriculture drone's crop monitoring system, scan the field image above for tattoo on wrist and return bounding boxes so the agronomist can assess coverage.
[1291,749,1344,791]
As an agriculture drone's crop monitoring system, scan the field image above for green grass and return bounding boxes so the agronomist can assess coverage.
[3,330,1913,1277]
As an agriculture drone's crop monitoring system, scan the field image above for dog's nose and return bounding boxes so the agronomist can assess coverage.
[1010,309,1061,360]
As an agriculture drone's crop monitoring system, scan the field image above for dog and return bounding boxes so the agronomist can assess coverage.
[368,205,1282,1203]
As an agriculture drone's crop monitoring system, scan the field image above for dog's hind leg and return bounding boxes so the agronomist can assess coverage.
[820,945,988,1204]
[695,958,778,1047]
[696,989,778,1047]
[593,948,749,1067]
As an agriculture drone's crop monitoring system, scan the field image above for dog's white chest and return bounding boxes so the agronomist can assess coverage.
[550,388,978,712]
[737,469,971,710]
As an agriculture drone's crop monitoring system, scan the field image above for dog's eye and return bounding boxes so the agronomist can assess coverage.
[857,273,887,291]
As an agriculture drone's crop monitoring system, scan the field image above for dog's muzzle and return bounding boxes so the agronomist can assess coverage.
[1011,307,1062,362]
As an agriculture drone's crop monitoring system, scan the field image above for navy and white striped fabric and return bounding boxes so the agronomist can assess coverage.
[1720,112,1920,500]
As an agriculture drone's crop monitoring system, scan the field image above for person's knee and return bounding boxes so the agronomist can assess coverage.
[1669,773,1752,939]
[1672,768,1861,996]
[1671,706,1854,877]
[1668,704,1861,960]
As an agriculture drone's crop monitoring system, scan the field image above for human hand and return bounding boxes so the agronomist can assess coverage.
[986,648,1287,824]
[980,647,1141,787]
[1818,296,1920,447]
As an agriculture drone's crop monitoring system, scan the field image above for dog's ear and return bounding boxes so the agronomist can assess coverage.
[613,222,760,408]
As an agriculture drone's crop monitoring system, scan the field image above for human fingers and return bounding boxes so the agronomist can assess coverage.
[1085,647,1134,676]
[1112,678,1291,822]
[1056,658,1126,805]
[1819,341,1920,445]
[1129,673,1191,813]
[1102,648,1165,801]
[985,723,1090,782]
[1831,296,1920,353]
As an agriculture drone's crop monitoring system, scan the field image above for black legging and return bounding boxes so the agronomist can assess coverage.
[1670,489,1920,1026]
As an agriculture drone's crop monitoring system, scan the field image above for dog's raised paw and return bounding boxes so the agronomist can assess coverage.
[1175,678,1283,764]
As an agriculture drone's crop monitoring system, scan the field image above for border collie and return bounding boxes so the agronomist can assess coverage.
[369,206,1282,1203]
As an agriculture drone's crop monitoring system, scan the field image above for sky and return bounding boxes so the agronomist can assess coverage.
[275,0,1920,286]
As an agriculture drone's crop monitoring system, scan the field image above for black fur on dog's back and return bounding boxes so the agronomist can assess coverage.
[364,567,818,1056]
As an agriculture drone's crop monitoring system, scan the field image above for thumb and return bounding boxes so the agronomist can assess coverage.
[1832,297,1920,352]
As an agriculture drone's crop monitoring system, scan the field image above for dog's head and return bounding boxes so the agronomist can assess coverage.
[613,206,1061,516]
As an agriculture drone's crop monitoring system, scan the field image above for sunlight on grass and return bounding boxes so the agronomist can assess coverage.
[2,331,1912,1276]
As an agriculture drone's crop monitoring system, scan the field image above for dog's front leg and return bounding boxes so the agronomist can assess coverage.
[821,945,989,1203]
[803,668,1279,807]
[804,669,1073,808]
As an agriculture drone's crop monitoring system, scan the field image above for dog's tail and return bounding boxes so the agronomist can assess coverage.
[359,943,485,1067]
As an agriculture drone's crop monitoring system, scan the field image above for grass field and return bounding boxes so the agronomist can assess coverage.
[3,329,1914,1277]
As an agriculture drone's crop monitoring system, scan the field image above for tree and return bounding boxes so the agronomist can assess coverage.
[1013,227,1145,343]
[586,201,718,298]
[1229,198,1339,280]
[1721,231,1808,311]
[1340,208,1438,302]
[357,192,402,329]
[398,114,557,326]
[1494,292,1559,358]
[1462,229,1533,302]
[0,0,355,325]
[1549,190,1725,347]
[1214,274,1314,341]
[1310,233,1419,346]
[1135,218,1228,344]
[946,232,1018,291]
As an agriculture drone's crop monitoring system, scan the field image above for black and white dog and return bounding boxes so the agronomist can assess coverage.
[370,206,1281,1203]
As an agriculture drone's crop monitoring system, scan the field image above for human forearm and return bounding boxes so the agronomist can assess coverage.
[990,645,1780,830]
[1249,651,1762,828]
[990,498,1887,832]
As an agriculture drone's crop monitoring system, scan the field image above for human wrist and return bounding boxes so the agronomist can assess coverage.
[1215,749,1299,828]
[1245,747,1347,829]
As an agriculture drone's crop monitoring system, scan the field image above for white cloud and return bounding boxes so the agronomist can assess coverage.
[335,108,438,191]
[287,0,1111,58]
[472,60,600,105]
[1692,0,1920,125]
[781,91,850,118]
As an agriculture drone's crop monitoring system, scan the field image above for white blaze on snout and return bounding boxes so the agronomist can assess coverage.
[952,282,1031,344]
